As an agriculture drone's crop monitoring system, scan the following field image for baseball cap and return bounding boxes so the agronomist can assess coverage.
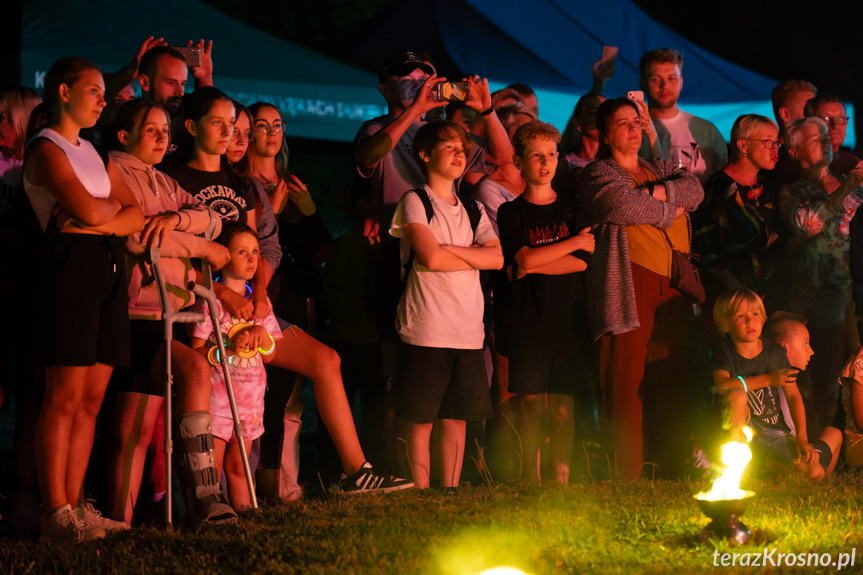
[379,50,435,82]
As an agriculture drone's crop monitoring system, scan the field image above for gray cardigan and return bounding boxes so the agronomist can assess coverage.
[582,157,704,340]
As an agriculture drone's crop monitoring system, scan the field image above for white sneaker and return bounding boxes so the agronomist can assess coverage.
[40,503,105,543]
[76,500,131,533]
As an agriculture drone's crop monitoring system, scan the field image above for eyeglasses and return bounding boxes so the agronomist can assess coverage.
[820,116,850,128]
[744,138,780,151]
[253,122,285,134]
[231,129,252,141]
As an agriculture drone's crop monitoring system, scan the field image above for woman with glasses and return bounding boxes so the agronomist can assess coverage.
[692,114,781,293]
[237,101,331,322]
[774,117,863,433]
[238,102,332,496]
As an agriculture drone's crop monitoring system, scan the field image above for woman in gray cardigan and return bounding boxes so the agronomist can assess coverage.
[582,97,703,480]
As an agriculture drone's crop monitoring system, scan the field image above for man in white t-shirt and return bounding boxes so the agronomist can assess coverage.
[637,48,727,184]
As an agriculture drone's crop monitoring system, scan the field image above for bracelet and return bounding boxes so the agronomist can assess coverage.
[259,334,276,355]
[480,106,495,116]
[737,375,748,392]
[207,346,220,366]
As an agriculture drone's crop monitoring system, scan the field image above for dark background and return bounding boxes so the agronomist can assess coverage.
[197,0,863,146]
[4,0,862,142]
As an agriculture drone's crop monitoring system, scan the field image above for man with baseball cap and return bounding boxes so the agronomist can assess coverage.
[353,50,513,235]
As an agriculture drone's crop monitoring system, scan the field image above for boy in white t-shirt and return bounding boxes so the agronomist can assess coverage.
[389,120,503,489]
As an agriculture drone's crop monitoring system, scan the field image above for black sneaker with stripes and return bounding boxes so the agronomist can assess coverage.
[339,462,415,493]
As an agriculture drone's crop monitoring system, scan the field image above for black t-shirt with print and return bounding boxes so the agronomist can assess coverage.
[168,164,256,223]
[712,338,792,433]
[497,193,590,350]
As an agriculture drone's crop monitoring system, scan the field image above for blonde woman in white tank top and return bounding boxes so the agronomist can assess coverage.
[23,57,143,542]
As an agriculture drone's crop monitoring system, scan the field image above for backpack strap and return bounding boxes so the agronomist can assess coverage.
[464,198,482,236]
[402,189,483,278]
[401,188,432,282]
[406,187,435,224]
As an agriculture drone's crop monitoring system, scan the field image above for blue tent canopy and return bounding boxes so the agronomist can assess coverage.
[21,0,386,142]
[440,0,776,101]
[21,0,855,145]
[323,0,854,146]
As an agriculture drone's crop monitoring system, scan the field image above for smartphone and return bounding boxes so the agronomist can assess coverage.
[171,46,201,68]
[432,81,470,102]
[627,90,645,103]
[601,46,618,78]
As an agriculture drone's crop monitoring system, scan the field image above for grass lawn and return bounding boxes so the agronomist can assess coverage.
[2,472,862,574]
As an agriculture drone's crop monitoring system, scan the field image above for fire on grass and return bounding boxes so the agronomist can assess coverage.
[694,426,757,544]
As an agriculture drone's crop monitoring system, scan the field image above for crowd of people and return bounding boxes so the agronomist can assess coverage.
[2,38,863,544]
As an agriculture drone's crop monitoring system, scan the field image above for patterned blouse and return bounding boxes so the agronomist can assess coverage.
[779,178,863,293]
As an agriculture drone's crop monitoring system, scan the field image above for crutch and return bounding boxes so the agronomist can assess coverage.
[149,231,257,529]
[149,242,206,530]
[188,278,259,513]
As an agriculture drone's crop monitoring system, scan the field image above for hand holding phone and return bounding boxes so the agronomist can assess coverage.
[593,46,617,83]
[627,90,644,103]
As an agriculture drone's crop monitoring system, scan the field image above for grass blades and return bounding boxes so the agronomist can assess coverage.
[3,472,862,574]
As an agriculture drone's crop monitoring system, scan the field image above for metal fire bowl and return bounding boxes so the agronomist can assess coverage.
[694,491,756,518]
[694,491,757,544]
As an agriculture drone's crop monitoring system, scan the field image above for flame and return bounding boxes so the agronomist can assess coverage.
[696,426,753,501]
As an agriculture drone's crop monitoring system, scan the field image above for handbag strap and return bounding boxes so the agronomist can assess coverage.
[660,212,692,251]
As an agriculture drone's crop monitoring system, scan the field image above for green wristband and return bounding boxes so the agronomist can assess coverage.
[737,376,748,392]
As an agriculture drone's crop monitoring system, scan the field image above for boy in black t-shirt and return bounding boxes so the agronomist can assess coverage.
[712,288,839,480]
[497,121,594,484]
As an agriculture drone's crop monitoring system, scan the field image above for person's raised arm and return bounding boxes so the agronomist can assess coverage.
[104,36,166,101]
[354,75,448,171]
[189,39,214,89]
[463,76,514,166]
[632,98,662,160]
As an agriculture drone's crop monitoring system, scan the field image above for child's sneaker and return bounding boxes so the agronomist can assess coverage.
[339,462,414,493]
[76,500,130,533]
[40,503,105,543]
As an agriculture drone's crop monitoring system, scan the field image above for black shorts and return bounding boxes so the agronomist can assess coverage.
[396,342,493,424]
[507,346,590,396]
[40,234,130,368]
[111,320,188,396]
